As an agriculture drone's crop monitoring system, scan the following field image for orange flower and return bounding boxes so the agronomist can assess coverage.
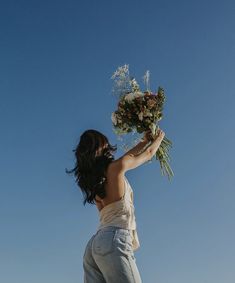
[147,99,156,108]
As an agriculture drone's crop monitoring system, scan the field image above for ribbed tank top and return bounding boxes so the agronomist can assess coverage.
[97,176,140,251]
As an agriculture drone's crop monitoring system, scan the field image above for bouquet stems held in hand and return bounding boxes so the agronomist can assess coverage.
[145,127,174,180]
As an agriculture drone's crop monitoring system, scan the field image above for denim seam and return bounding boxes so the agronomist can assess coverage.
[114,230,136,280]
[126,253,136,282]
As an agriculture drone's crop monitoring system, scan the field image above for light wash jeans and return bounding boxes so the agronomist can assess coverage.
[83,226,142,283]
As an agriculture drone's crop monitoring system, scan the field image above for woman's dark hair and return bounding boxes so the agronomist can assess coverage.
[65,129,117,206]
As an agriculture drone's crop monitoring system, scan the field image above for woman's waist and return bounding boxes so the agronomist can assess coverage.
[96,225,132,233]
[95,225,140,251]
[97,219,136,231]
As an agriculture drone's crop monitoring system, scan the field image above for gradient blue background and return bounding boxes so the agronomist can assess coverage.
[0,0,235,282]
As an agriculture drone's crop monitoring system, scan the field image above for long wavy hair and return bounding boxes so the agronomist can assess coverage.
[65,129,117,205]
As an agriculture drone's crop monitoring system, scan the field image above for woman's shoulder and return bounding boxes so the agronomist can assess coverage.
[107,157,127,176]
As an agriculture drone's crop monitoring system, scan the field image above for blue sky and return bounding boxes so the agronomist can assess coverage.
[0,0,235,282]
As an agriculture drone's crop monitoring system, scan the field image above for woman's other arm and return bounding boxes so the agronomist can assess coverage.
[113,129,165,173]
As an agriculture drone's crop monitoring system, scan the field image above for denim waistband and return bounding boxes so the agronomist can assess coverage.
[96,225,131,233]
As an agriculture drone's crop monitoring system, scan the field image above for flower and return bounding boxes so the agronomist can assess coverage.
[147,99,156,108]
[124,92,135,102]
[138,112,144,121]
[134,91,143,97]
[130,78,140,92]
[143,70,150,90]
[111,64,129,79]
[111,112,117,125]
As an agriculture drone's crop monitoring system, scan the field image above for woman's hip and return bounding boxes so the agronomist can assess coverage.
[92,225,134,257]
[91,226,142,282]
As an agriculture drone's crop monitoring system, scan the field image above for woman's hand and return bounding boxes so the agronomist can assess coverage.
[142,128,165,143]
[154,128,165,141]
[142,129,153,142]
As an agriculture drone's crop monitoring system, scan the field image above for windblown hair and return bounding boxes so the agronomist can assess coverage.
[65,129,117,205]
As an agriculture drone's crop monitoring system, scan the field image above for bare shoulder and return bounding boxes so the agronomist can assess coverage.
[106,159,125,185]
[107,157,124,174]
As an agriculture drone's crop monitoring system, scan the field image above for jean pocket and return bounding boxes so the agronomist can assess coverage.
[93,230,116,256]
[113,229,133,252]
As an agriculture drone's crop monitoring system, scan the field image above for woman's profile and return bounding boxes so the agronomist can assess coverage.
[66,128,165,283]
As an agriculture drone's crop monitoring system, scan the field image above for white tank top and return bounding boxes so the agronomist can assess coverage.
[97,176,140,251]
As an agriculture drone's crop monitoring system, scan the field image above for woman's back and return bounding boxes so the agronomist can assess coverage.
[94,160,127,211]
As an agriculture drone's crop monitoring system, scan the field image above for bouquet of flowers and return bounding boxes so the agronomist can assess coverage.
[110,64,174,180]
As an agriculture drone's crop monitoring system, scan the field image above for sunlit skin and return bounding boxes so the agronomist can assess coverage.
[94,129,165,212]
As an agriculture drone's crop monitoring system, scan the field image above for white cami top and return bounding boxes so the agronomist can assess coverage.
[97,176,140,251]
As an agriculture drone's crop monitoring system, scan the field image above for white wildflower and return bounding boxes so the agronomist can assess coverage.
[111,112,117,125]
[145,110,153,117]
[111,64,129,79]
[130,77,140,92]
[125,91,143,103]
[138,112,144,121]
[133,91,143,98]
[143,70,150,90]
[124,92,135,102]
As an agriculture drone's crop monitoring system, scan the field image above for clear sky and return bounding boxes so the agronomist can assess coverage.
[0,0,235,282]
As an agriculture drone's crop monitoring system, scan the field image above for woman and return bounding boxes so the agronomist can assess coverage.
[66,128,165,283]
